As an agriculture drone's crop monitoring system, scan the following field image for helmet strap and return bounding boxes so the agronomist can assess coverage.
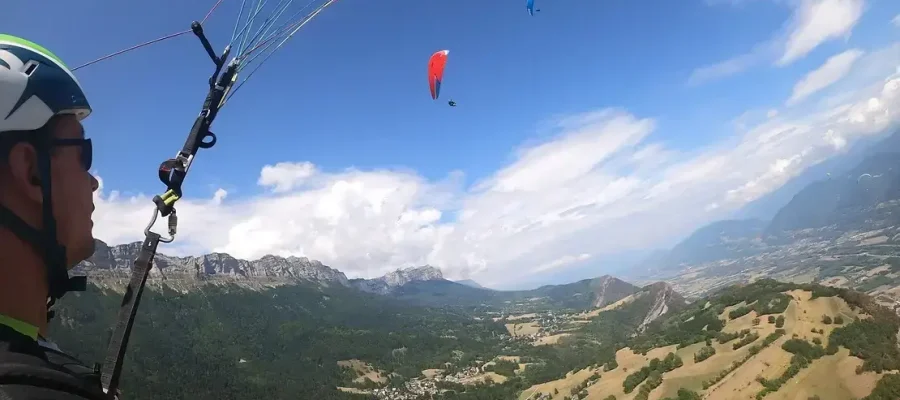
[35,144,86,300]
[0,135,86,318]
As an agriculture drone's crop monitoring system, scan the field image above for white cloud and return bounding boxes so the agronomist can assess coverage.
[893,14,900,27]
[777,0,865,66]
[787,49,864,105]
[690,0,865,84]
[688,45,771,86]
[482,110,654,193]
[92,42,900,288]
[94,167,461,279]
[258,161,317,192]
[531,254,592,274]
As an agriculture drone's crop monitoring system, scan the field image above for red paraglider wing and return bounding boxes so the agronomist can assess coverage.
[428,50,449,100]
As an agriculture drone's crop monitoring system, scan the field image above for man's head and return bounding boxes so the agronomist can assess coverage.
[0,34,95,300]
[0,115,99,266]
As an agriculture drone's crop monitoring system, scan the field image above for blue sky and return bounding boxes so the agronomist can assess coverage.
[3,0,900,288]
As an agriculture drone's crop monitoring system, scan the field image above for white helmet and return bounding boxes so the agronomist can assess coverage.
[0,34,91,132]
[0,34,93,303]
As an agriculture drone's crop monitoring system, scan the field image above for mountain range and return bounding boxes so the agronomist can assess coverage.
[62,237,694,400]
[734,129,895,220]
[76,239,670,315]
[628,128,900,280]
[454,279,484,289]
[78,239,484,299]
[56,252,900,400]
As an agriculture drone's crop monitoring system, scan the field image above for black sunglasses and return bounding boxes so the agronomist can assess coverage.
[50,138,93,170]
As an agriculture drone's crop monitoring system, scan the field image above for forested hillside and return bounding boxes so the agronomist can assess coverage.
[390,275,639,312]
[512,279,900,400]
[48,270,900,400]
[50,283,505,400]
[45,272,678,400]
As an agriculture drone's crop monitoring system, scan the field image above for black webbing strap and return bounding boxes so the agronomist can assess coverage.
[0,205,84,300]
[98,232,161,400]
[34,142,78,302]
[0,206,47,258]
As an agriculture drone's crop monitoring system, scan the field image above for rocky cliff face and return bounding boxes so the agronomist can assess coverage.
[351,265,445,295]
[75,240,449,295]
[590,275,638,308]
[74,239,351,292]
[638,282,686,332]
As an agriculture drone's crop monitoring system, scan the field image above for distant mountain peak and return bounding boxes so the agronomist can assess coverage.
[589,275,632,308]
[382,265,443,285]
[455,279,484,289]
[350,265,445,295]
[76,239,350,291]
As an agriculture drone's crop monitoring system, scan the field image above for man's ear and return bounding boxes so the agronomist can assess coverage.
[5,141,44,203]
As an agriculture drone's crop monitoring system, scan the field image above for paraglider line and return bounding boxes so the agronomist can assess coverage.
[239,0,296,58]
[201,0,226,24]
[231,0,249,43]
[71,0,226,71]
[240,0,333,60]
[236,0,268,56]
[239,0,335,67]
[223,0,338,105]
[72,29,191,71]
[240,14,305,58]
[238,0,320,60]
[242,0,317,59]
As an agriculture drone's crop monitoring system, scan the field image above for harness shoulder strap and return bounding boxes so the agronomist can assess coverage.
[0,330,108,400]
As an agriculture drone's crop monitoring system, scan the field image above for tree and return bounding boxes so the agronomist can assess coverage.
[822,315,833,324]
[768,315,776,324]
[776,315,785,328]
[604,359,618,371]
[858,374,900,399]
[694,346,716,363]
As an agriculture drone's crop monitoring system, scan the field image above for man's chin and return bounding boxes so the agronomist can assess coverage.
[66,237,98,270]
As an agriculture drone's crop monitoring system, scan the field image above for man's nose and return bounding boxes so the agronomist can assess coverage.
[90,174,99,192]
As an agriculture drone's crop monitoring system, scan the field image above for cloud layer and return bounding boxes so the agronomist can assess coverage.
[787,49,864,105]
[776,0,864,66]
[91,39,900,288]
[690,0,865,85]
